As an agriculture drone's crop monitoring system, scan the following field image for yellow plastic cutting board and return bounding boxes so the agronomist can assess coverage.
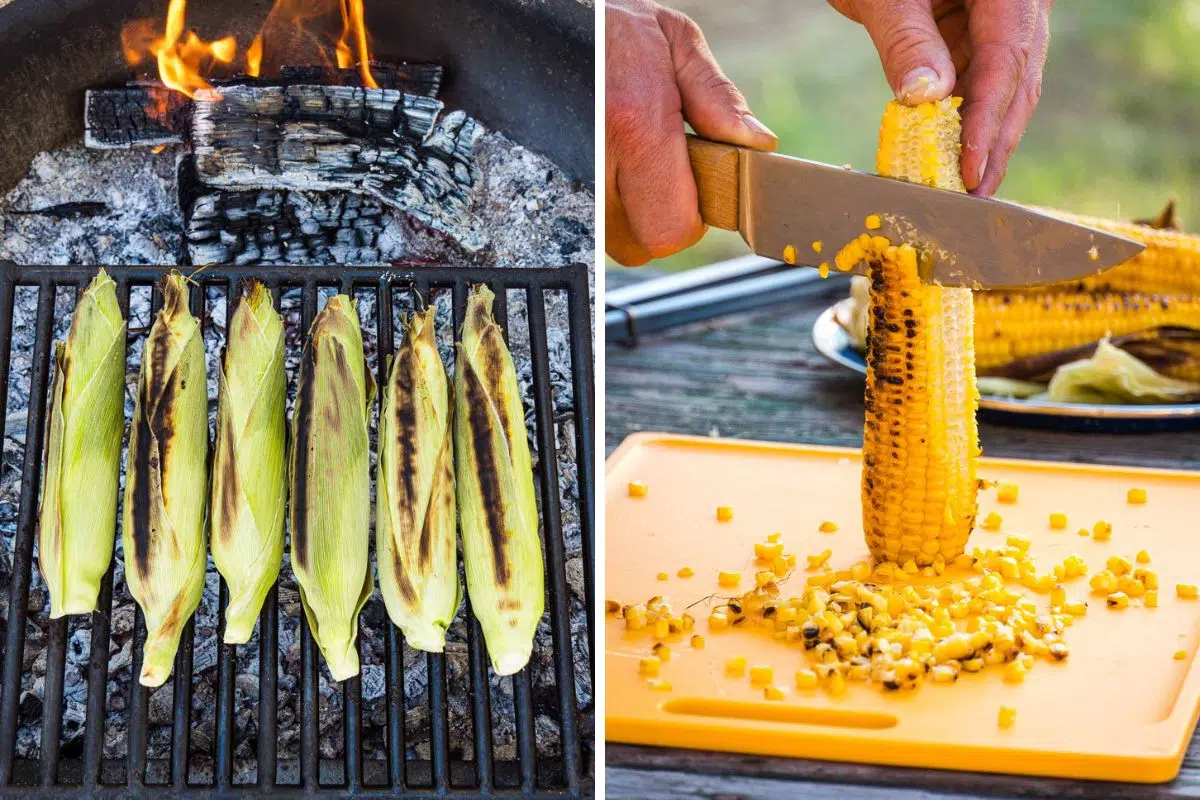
[606,432,1200,783]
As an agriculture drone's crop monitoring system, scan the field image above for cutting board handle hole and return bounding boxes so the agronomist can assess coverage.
[662,698,897,729]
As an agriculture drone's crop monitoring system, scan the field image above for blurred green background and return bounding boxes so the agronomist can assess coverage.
[611,0,1200,273]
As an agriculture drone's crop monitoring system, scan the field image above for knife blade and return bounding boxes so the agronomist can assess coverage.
[687,135,1145,289]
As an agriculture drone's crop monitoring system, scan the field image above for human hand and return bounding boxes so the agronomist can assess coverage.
[606,0,777,266]
[828,0,1053,196]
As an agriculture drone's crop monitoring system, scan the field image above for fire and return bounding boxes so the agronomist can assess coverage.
[121,0,377,101]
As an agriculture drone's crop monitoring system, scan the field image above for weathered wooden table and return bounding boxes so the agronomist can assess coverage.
[604,266,1200,800]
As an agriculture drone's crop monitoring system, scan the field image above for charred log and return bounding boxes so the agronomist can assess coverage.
[84,86,189,149]
[278,62,443,95]
[192,86,484,250]
[178,156,399,265]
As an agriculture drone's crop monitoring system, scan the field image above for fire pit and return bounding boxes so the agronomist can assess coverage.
[0,0,595,795]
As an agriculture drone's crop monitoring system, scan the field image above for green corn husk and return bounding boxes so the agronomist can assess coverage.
[290,295,375,681]
[377,307,459,652]
[38,269,126,618]
[455,284,543,676]
[211,282,286,644]
[123,272,209,687]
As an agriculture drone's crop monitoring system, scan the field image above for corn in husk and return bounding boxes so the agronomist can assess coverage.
[38,269,126,618]
[455,284,543,675]
[377,307,459,651]
[123,272,209,687]
[290,295,375,681]
[211,282,286,643]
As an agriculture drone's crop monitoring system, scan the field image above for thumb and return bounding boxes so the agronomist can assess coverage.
[656,7,777,151]
[854,0,956,104]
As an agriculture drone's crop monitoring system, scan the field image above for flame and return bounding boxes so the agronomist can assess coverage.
[246,34,263,77]
[337,0,376,88]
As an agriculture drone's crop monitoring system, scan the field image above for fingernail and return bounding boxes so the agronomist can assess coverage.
[742,114,776,139]
[898,67,941,102]
[976,153,989,186]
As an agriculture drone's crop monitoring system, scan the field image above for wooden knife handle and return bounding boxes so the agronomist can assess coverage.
[687,135,740,231]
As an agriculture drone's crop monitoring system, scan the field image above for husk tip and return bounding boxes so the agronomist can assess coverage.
[491,647,533,676]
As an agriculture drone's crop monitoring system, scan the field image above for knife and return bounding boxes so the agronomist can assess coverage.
[686,135,1145,289]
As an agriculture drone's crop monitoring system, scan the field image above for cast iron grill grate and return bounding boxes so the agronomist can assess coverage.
[0,262,595,798]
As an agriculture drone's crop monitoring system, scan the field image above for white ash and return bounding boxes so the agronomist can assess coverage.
[0,126,593,783]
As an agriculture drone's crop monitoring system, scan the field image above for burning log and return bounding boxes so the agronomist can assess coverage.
[83,62,442,149]
[177,156,400,265]
[192,85,484,250]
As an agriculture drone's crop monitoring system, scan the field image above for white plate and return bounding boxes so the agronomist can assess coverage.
[812,300,1200,431]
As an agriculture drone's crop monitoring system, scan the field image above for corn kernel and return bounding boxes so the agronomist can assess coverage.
[826,671,847,696]
[654,617,670,639]
[818,520,838,533]
[1106,592,1130,609]
[1177,584,1198,599]
[628,481,648,498]
[764,685,786,701]
[718,571,741,588]
[716,506,734,522]
[1136,550,1150,564]
[864,214,882,230]
[691,635,705,649]
[725,656,747,677]
[1077,528,1090,537]
[755,570,775,587]
[1143,570,1160,590]
[807,549,833,570]
[647,678,672,691]
[755,542,783,560]
[1006,536,1031,552]
[982,512,1002,531]
[1063,600,1087,615]
[1093,521,1112,541]
[782,245,797,265]
[1127,488,1147,504]
[1145,590,1159,608]
[1106,556,1132,577]
[639,657,660,677]
[818,262,831,279]
[767,532,781,543]
[998,706,1017,728]
[1050,586,1066,608]
[1004,659,1027,683]
[1174,649,1187,660]
[652,642,671,662]
[1049,512,1067,529]
[997,483,1019,503]
[770,556,789,577]
[677,566,694,578]
[656,572,668,581]
[749,664,774,685]
[708,612,729,630]
[795,669,819,689]
[624,604,648,630]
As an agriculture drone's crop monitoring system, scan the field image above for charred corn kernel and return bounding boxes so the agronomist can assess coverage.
[725,656,747,677]
[639,657,661,676]
[38,269,126,619]
[716,505,734,521]
[756,542,784,560]
[1175,649,1187,660]
[708,611,729,630]
[1145,590,1159,608]
[782,244,798,265]
[212,282,287,645]
[656,572,668,582]
[772,556,790,577]
[624,604,647,629]
[1049,512,1067,530]
[1006,536,1031,552]
[1128,488,1147,504]
[718,571,741,588]
[764,685,786,701]
[124,273,209,687]
[1093,521,1113,541]
[806,549,833,570]
[795,668,819,689]
[768,532,782,543]
[628,481,648,497]
[864,214,882,230]
[818,263,831,279]
[1177,584,1198,599]
[456,285,544,675]
[812,240,824,253]
[1063,601,1087,615]
[605,600,621,615]
[1106,556,1132,577]
[1137,550,1151,564]
[647,678,672,691]
[652,642,671,662]
[749,664,774,685]
[860,99,978,568]
[982,512,1003,531]
[1106,592,1130,609]
[998,706,1017,728]
[1004,659,1027,683]
[997,483,1019,503]
[653,618,670,640]
[818,521,838,533]
[691,635,705,649]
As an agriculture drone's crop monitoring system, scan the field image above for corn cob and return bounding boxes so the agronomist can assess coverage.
[974,291,1200,373]
[38,269,126,618]
[211,282,286,644]
[123,272,209,687]
[456,284,544,675]
[290,295,375,681]
[858,98,978,567]
[377,307,460,652]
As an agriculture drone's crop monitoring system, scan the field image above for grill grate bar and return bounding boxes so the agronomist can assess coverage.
[567,287,596,666]
[0,263,592,797]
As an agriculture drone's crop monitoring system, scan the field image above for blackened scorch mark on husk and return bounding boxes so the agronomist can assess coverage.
[462,357,511,587]
[216,372,240,544]
[291,337,317,573]
[393,341,420,540]
[130,377,156,578]
[478,326,517,446]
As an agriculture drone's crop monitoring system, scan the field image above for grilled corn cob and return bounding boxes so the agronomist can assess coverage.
[123,272,209,687]
[377,307,460,652]
[456,284,544,675]
[859,98,978,566]
[290,296,375,681]
[38,269,126,618]
[211,282,286,644]
[974,291,1200,374]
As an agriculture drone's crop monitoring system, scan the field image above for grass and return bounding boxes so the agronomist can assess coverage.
[613,0,1200,272]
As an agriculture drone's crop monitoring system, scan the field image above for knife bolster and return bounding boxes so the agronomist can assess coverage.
[687,135,740,231]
